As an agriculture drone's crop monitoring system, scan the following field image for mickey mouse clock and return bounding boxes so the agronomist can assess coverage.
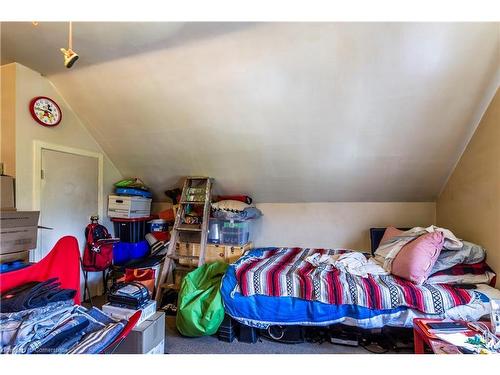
[29,96,62,127]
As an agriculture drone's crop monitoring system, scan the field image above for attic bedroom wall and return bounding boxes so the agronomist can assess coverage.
[7,63,122,224]
[437,88,500,287]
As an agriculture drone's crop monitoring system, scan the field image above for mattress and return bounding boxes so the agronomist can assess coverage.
[221,259,499,330]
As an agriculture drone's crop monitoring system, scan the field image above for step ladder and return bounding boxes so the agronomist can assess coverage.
[155,177,212,305]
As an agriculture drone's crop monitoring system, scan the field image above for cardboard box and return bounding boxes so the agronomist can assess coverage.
[146,338,165,354]
[1,176,15,210]
[102,300,157,326]
[0,250,30,264]
[114,311,166,354]
[0,211,39,254]
[108,195,152,219]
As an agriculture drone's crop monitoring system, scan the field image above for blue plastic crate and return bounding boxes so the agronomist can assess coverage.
[113,241,150,265]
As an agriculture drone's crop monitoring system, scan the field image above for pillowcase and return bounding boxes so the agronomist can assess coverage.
[391,231,444,285]
[380,226,404,245]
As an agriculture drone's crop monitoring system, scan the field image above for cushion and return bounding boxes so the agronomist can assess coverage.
[379,226,404,245]
[392,231,445,285]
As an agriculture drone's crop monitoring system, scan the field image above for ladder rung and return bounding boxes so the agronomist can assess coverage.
[176,225,202,232]
[179,200,206,205]
[168,255,200,260]
[175,265,196,272]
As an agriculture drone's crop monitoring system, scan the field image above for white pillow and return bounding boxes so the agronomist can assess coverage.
[211,200,252,212]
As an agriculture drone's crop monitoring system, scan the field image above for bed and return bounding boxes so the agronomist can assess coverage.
[220,228,499,329]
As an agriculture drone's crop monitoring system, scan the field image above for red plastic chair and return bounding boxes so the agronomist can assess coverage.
[0,235,141,354]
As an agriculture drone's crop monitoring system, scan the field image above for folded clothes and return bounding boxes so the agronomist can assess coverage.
[1,301,126,354]
[1,278,76,313]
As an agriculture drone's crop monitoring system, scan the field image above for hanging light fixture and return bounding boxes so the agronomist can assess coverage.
[60,22,79,68]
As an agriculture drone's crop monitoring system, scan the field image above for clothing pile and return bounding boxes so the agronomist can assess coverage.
[0,278,126,354]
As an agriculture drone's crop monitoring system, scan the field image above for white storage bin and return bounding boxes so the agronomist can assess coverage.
[108,195,152,219]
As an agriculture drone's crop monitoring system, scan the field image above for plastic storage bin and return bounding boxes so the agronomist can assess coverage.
[113,241,150,265]
[208,219,253,245]
[113,218,149,243]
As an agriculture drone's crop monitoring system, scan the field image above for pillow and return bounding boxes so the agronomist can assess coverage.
[391,231,444,285]
[380,226,404,245]
[211,200,252,212]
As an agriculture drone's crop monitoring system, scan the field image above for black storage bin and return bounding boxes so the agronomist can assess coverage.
[112,218,149,243]
[238,324,259,343]
[217,314,238,343]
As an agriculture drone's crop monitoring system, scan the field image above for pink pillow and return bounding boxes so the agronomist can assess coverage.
[380,226,404,245]
[392,232,444,285]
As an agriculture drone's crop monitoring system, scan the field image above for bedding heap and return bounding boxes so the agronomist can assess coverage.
[374,226,495,286]
[233,247,476,314]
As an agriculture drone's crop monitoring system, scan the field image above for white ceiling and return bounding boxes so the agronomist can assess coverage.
[2,22,499,202]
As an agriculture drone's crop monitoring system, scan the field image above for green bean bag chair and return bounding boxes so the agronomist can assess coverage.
[176,261,228,337]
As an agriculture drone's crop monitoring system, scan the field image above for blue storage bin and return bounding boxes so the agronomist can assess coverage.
[113,240,150,265]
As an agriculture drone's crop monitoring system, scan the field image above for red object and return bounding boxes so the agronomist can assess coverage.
[412,318,488,354]
[82,222,114,272]
[213,195,252,204]
[158,209,175,222]
[29,96,62,127]
[151,231,170,242]
[0,236,81,305]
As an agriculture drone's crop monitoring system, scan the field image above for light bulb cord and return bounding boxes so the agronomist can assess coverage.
[68,21,73,50]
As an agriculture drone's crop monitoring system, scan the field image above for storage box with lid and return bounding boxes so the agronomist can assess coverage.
[208,218,254,245]
[108,195,151,219]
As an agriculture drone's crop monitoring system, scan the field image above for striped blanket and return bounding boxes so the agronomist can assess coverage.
[234,248,474,314]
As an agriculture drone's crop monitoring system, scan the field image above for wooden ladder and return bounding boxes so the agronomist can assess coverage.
[155,176,212,305]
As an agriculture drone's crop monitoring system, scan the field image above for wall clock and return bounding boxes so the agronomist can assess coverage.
[29,96,62,127]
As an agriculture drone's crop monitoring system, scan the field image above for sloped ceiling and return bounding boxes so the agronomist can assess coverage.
[2,22,499,202]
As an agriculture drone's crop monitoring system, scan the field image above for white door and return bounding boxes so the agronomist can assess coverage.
[40,148,99,298]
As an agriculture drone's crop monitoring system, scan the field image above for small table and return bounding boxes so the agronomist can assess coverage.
[413,318,494,354]
[413,318,445,354]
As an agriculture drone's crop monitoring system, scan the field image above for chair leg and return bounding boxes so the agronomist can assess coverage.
[83,271,93,306]
[102,270,108,295]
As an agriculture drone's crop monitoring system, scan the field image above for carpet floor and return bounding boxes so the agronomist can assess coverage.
[165,316,404,354]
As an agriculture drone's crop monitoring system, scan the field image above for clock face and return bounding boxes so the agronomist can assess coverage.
[29,96,62,127]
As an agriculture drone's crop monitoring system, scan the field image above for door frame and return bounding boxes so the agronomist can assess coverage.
[32,140,104,260]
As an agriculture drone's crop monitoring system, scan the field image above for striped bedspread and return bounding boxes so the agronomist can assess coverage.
[234,248,474,314]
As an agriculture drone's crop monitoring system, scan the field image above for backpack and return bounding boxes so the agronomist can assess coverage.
[82,220,114,272]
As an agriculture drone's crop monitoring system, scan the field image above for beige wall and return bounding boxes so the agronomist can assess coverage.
[253,202,436,251]
[0,64,16,176]
[437,88,500,287]
[13,63,122,228]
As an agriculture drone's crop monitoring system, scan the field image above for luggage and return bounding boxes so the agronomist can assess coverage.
[107,281,150,309]
[175,262,228,337]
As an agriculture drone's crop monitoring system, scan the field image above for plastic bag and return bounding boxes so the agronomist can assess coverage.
[176,262,228,337]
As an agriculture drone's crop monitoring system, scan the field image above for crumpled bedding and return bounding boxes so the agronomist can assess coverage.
[305,251,388,277]
[430,241,486,273]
